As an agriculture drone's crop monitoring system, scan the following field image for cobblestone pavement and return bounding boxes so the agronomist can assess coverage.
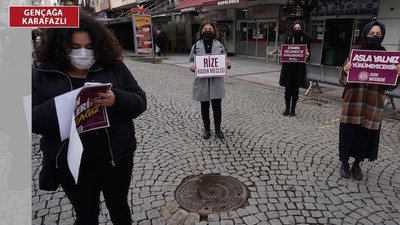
[32,57,400,225]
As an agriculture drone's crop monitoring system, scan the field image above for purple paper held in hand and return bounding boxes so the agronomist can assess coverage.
[74,83,112,133]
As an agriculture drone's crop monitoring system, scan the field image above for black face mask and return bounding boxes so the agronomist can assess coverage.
[293,30,302,36]
[364,35,383,49]
[203,31,214,40]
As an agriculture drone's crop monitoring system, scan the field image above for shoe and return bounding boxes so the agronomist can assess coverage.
[289,110,296,117]
[215,130,224,139]
[351,164,363,181]
[203,130,211,140]
[340,162,350,179]
[283,108,289,116]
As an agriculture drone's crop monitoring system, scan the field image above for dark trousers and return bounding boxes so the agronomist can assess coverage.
[201,99,222,131]
[339,123,380,162]
[284,82,300,112]
[57,155,133,225]
[284,83,299,98]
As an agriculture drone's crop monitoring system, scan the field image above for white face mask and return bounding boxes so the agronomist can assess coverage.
[69,48,95,70]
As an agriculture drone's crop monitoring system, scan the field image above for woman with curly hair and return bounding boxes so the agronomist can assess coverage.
[32,11,147,224]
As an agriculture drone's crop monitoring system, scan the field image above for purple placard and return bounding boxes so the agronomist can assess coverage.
[280,44,307,63]
[348,49,400,85]
[74,84,111,133]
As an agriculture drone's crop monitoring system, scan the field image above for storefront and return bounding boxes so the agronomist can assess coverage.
[236,5,280,59]
[206,9,235,56]
[307,0,386,66]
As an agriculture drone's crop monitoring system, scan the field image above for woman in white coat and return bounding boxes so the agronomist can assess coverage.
[189,20,231,139]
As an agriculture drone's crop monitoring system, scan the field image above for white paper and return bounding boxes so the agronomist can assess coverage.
[54,88,82,141]
[194,54,227,78]
[67,113,83,184]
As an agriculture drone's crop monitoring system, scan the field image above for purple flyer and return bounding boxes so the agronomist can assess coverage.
[348,49,400,85]
[280,44,307,63]
[74,84,112,134]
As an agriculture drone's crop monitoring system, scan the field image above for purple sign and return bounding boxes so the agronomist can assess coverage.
[348,49,400,85]
[280,44,307,63]
[74,84,112,134]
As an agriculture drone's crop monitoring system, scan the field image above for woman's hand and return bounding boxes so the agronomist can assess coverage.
[396,64,400,76]
[226,60,231,67]
[190,64,196,72]
[92,90,115,107]
[343,62,352,74]
[305,49,310,59]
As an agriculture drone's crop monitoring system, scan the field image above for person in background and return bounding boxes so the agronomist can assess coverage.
[155,28,166,56]
[31,29,37,48]
[32,11,147,224]
[339,21,400,180]
[279,20,311,116]
[189,20,231,140]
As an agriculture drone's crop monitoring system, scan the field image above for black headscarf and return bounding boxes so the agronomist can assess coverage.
[288,20,310,45]
[292,20,305,38]
[293,20,305,31]
[361,21,386,50]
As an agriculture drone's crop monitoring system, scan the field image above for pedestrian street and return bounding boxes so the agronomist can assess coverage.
[31,58,400,225]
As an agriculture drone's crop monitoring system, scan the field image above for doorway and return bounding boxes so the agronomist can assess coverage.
[237,21,277,58]
[321,18,354,66]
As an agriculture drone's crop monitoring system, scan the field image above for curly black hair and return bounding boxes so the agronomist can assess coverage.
[33,11,123,69]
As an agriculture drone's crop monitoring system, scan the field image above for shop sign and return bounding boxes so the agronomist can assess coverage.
[348,49,400,85]
[218,0,240,5]
[181,7,195,12]
[132,14,153,56]
[207,10,226,21]
[247,4,279,19]
[131,7,150,14]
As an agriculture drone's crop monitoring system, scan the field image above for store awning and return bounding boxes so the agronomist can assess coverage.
[175,0,204,12]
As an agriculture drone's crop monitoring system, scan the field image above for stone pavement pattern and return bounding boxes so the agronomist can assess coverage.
[31,57,400,224]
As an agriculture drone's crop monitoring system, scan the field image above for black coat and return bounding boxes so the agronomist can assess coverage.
[32,61,147,190]
[155,32,166,51]
[279,34,311,88]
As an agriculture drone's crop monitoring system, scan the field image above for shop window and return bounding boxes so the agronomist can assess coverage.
[321,18,354,66]
[352,19,372,45]
[310,20,324,43]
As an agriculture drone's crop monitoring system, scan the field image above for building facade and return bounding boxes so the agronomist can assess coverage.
[94,0,400,67]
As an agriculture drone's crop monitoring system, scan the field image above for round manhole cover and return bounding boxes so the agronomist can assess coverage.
[175,174,249,216]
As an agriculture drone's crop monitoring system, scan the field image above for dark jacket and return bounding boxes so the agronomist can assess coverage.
[32,61,147,191]
[279,21,311,88]
[155,31,166,51]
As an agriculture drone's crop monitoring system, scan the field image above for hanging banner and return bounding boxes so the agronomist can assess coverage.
[348,49,400,85]
[132,14,153,56]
